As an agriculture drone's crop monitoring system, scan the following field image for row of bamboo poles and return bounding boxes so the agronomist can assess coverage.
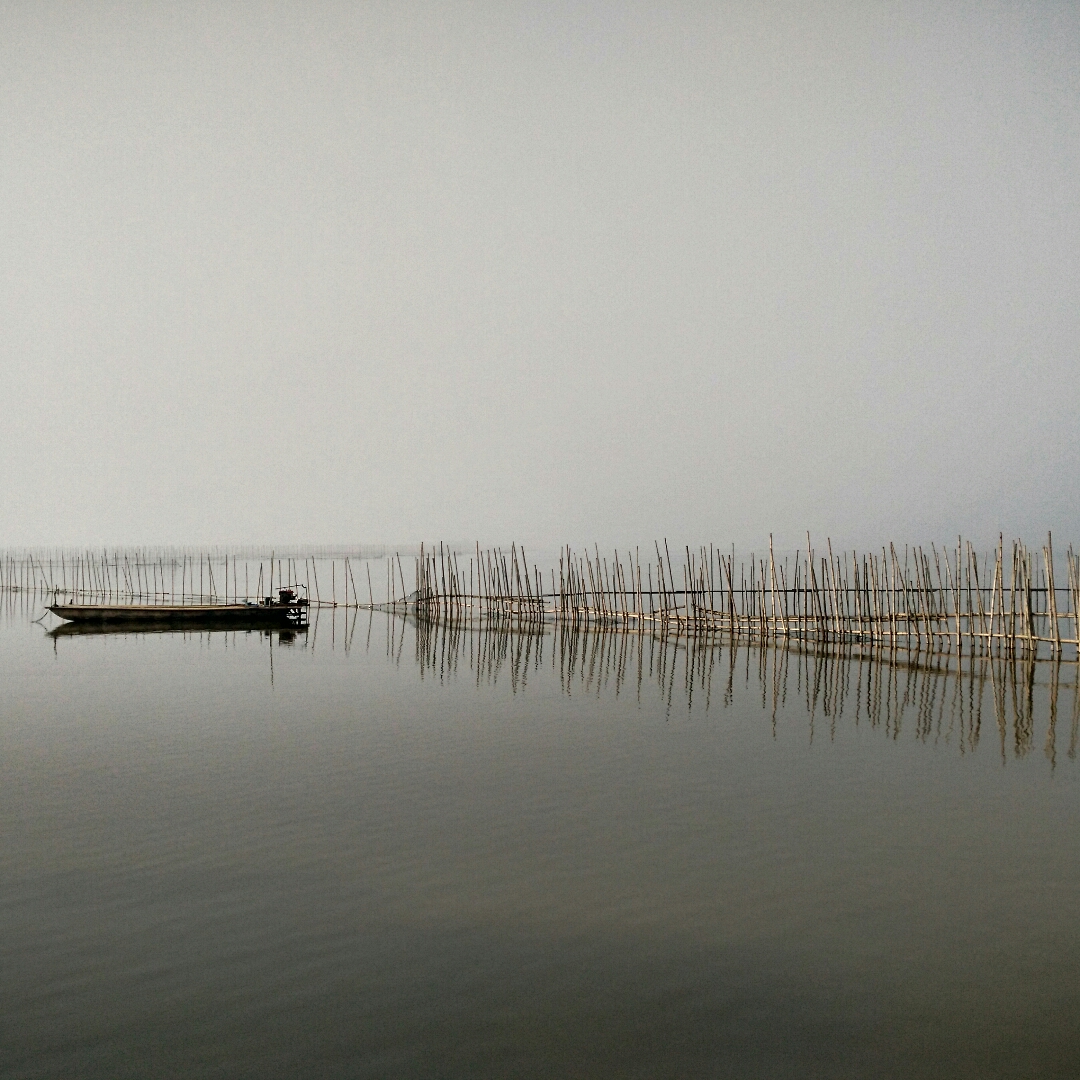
[411,536,1080,660]
[6,535,1080,660]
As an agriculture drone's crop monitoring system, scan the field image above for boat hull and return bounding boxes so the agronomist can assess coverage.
[48,604,307,628]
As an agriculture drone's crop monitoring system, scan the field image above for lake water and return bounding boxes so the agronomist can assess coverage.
[2,599,1079,1078]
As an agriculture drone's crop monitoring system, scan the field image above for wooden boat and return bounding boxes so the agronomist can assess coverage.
[48,621,306,640]
[48,588,309,629]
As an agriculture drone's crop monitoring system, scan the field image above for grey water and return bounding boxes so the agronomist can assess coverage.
[2,601,1079,1079]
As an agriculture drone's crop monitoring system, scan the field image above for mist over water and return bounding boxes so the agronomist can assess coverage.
[2,600,1078,1079]
[5,3,1080,1073]
[3,2,1080,547]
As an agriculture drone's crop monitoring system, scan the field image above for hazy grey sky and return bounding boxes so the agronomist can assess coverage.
[2,1,1078,550]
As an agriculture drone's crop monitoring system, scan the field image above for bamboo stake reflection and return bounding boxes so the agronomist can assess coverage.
[400,611,1079,763]
[6,539,1080,766]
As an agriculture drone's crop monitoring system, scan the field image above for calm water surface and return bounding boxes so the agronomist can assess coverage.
[2,603,1078,1078]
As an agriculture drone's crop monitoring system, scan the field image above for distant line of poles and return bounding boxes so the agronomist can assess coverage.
[1,550,354,608]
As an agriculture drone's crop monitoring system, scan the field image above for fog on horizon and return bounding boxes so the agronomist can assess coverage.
[2,1,1078,553]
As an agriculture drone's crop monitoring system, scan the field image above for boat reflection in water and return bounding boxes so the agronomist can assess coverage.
[47,621,305,644]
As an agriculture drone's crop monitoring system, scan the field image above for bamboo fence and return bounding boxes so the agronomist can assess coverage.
[6,534,1080,661]
[408,536,1080,661]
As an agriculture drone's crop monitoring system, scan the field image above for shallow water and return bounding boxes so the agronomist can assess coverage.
[2,601,1078,1078]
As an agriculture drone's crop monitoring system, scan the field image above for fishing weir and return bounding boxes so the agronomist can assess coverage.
[409,536,1080,662]
[5,540,1077,763]
[5,535,1080,661]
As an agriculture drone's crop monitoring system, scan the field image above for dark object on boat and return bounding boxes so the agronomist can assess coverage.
[48,587,309,628]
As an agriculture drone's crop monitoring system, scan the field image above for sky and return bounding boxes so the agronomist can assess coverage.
[1,0,1078,552]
